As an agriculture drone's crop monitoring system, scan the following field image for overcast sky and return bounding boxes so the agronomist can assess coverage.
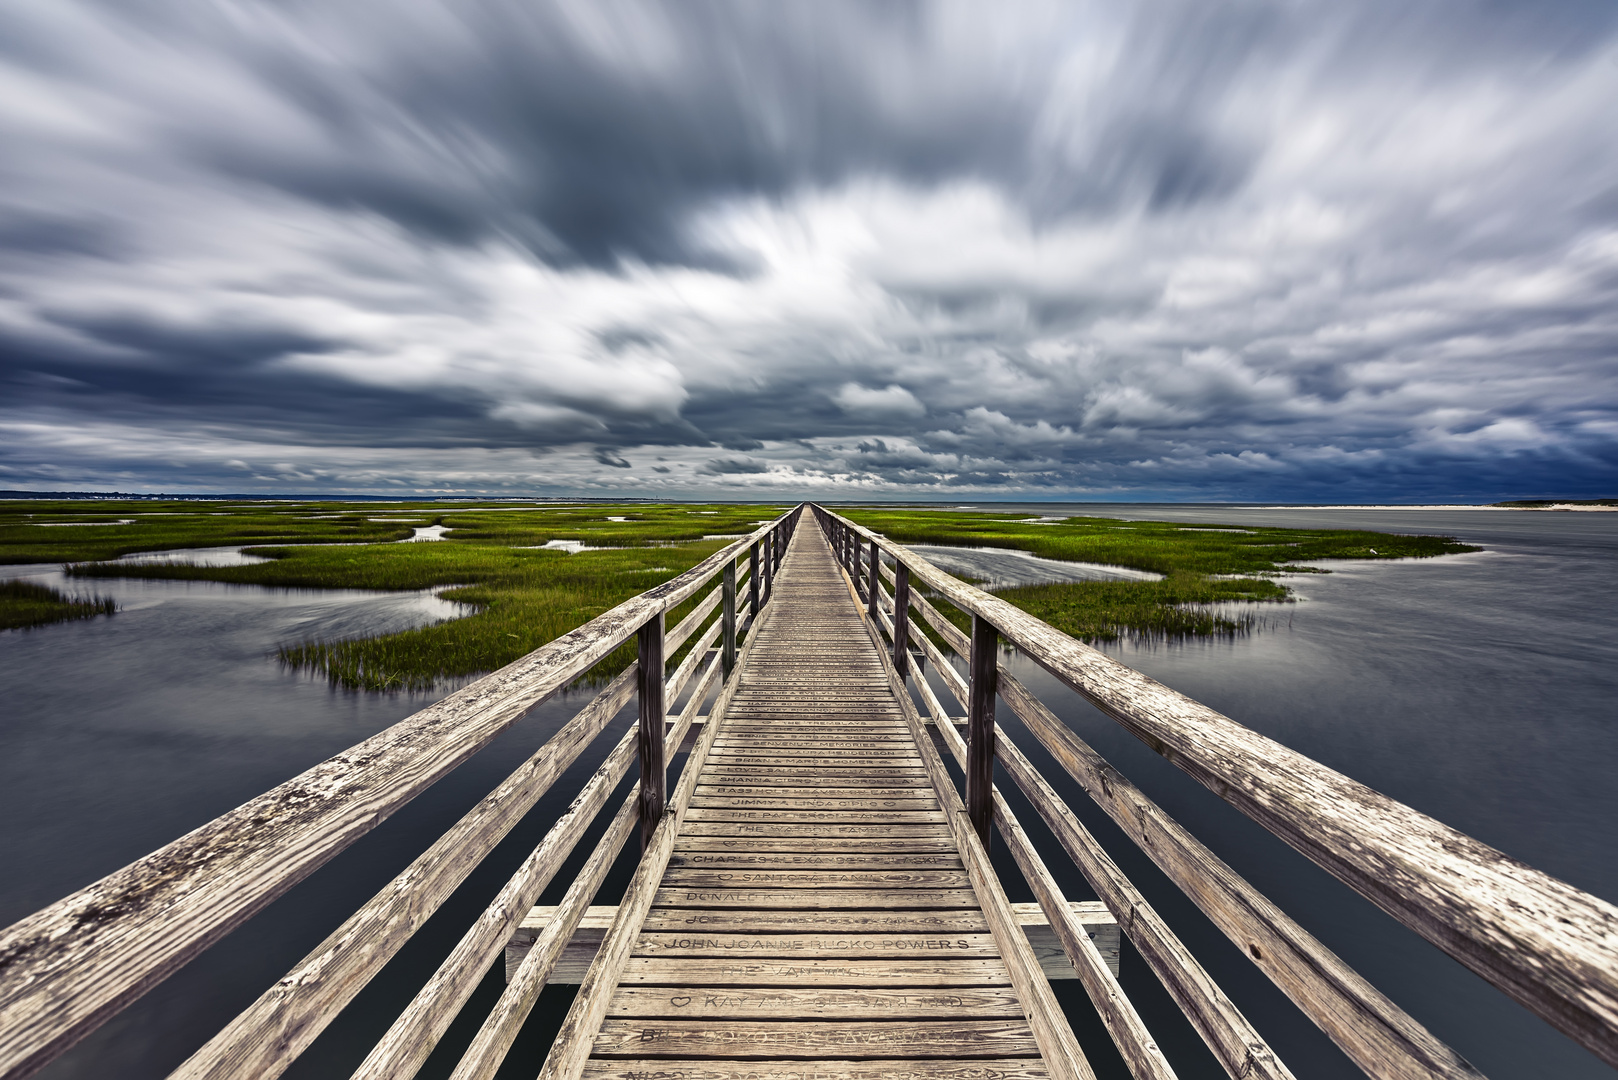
[3,1,1616,500]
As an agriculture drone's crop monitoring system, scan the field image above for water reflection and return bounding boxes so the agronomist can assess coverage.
[902,543,1163,587]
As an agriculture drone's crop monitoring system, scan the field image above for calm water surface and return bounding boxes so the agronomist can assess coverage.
[2,509,1615,1078]
[0,558,633,1080]
[906,505,1617,1078]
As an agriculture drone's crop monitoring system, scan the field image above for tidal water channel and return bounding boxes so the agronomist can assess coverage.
[1,508,1614,1079]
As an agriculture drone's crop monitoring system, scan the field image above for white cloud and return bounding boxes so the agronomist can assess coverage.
[832,383,926,418]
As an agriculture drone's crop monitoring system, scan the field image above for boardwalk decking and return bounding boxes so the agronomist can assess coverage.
[586,522,1052,1080]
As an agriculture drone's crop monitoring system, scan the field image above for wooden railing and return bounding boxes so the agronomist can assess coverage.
[810,504,1618,1080]
[0,508,801,1080]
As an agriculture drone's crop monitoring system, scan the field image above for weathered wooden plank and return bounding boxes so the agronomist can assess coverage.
[707,744,919,756]
[662,869,969,889]
[632,934,1003,958]
[713,734,914,744]
[673,837,961,855]
[679,823,950,839]
[605,985,1028,1020]
[669,851,963,870]
[555,905,1113,979]
[696,769,930,783]
[694,785,933,801]
[581,1059,1048,1080]
[651,887,981,910]
[640,911,991,934]
[692,797,939,812]
[618,958,1013,987]
[683,808,945,825]
[591,1019,1040,1058]
[699,763,925,776]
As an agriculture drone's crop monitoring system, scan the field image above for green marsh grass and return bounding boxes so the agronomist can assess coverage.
[13,498,1480,687]
[58,501,780,691]
[0,579,117,631]
[840,507,1476,644]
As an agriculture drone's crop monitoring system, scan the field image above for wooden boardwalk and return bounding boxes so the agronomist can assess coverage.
[586,523,1051,1080]
[8,504,1617,1080]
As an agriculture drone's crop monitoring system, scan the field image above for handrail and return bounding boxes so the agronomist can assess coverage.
[812,504,1618,1074]
[0,509,798,1080]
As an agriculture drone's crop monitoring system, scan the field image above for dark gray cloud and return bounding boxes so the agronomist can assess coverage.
[1,0,1616,499]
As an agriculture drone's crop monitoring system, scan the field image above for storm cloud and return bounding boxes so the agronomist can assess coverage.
[2,0,1616,499]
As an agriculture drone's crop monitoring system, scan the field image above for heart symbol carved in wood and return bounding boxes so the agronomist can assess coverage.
[670,995,692,1007]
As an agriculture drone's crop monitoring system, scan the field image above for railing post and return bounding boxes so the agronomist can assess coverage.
[851,528,863,599]
[893,563,911,679]
[748,542,760,618]
[867,538,879,619]
[722,561,737,678]
[636,613,665,851]
[764,528,775,603]
[967,613,997,848]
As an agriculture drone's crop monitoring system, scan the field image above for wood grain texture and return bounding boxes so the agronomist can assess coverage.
[617,958,1014,987]
[826,508,1618,1068]
[510,904,1116,984]
[581,1059,1048,1080]
[606,985,1029,1020]
[592,1020,1040,1058]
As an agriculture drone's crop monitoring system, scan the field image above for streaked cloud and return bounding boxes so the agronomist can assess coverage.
[1,0,1615,499]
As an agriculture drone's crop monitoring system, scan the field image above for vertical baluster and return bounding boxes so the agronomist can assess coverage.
[893,563,910,678]
[748,542,760,618]
[722,561,737,679]
[867,538,879,619]
[764,528,775,603]
[636,613,666,851]
[851,528,864,599]
[967,614,997,848]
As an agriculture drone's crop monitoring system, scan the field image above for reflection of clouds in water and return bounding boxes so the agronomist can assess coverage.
[524,539,623,554]
[31,520,135,526]
[282,589,474,641]
[903,545,1162,588]
[115,546,272,567]
[401,526,450,542]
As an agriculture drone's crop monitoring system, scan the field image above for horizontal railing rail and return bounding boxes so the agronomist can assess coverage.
[0,507,801,1080]
[810,504,1618,1080]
